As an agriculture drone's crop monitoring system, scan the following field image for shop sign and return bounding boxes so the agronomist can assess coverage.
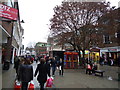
[108,49,117,52]
[37,43,47,47]
[0,3,18,20]
[80,50,90,54]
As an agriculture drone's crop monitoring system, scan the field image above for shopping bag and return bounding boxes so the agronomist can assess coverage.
[46,77,53,87]
[87,64,92,70]
[14,80,21,90]
[59,66,61,70]
[56,67,59,69]
[28,81,34,90]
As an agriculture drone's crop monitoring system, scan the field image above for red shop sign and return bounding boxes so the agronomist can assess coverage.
[0,3,18,20]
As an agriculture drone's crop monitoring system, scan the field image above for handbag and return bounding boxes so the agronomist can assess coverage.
[46,77,53,87]
[28,81,34,90]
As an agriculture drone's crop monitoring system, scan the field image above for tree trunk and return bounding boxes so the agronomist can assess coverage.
[78,50,81,66]
[82,50,86,68]
[82,50,85,59]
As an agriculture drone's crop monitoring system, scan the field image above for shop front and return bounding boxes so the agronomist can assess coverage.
[100,46,120,66]
[90,48,100,63]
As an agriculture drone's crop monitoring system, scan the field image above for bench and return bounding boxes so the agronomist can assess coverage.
[94,70,105,77]
[86,69,93,75]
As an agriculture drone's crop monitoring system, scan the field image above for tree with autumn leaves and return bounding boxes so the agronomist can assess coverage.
[49,1,115,64]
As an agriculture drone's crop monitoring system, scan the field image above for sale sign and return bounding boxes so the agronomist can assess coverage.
[0,3,18,20]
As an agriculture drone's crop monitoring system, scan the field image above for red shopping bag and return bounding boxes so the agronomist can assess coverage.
[46,77,53,87]
[28,81,34,90]
[14,80,21,90]
[87,64,92,70]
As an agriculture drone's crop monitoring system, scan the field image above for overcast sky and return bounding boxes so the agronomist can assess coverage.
[18,0,120,48]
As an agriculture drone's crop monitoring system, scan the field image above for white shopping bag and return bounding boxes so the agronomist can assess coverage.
[56,67,59,69]
[59,66,61,70]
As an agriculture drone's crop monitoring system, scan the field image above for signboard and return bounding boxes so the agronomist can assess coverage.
[108,49,117,52]
[37,43,46,47]
[0,3,18,20]
[36,43,52,47]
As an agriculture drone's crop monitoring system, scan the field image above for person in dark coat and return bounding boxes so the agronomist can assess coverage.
[18,58,33,90]
[14,56,20,78]
[58,58,64,76]
[118,55,120,67]
[45,56,51,76]
[34,58,50,90]
[50,57,57,76]
[99,56,104,66]
[92,62,98,74]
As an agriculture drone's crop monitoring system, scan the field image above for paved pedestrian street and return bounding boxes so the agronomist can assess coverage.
[1,62,120,89]
[33,62,119,89]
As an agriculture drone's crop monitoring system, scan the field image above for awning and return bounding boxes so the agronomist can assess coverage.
[90,48,100,52]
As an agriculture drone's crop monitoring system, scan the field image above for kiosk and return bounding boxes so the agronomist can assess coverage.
[64,52,78,69]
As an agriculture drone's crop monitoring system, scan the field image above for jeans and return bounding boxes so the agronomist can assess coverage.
[52,66,56,75]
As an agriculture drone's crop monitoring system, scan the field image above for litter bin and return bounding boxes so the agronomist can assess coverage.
[3,60,10,70]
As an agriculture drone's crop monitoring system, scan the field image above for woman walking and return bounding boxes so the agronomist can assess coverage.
[58,58,64,76]
[34,58,50,90]
[18,58,33,90]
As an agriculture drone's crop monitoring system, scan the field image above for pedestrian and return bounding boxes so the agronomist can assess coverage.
[34,58,50,90]
[58,58,64,76]
[92,62,98,74]
[35,56,38,63]
[110,57,114,66]
[18,58,33,90]
[45,56,51,76]
[118,55,120,67]
[99,56,104,66]
[14,56,20,78]
[50,57,57,76]
[86,63,92,75]
[30,56,34,63]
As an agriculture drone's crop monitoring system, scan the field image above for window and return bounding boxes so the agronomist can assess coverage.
[2,0,14,7]
[103,35,110,44]
[115,32,120,38]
